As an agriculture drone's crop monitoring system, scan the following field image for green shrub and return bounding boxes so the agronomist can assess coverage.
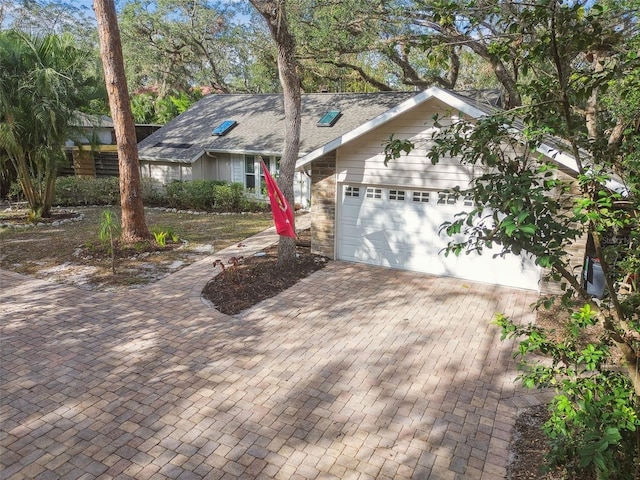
[213,182,244,212]
[8,181,24,202]
[151,225,179,244]
[44,176,265,212]
[497,305,640,479]
[184,180,219,210]
[165,180,260,212]
[141,177,166,206]
[55,176,119,206]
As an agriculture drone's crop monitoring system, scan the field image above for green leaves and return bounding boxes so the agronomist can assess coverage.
[0,30,98,217]
[498,308,639,477]
[383,134,415,167]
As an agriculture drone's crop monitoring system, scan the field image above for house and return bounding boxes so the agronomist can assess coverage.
[138,87,590,292]
[137,92,421,208]
[60,112,117,177]
[61,113,161,177]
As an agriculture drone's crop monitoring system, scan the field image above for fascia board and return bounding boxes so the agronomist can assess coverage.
[204,148,304,157]
[139,152,202,164]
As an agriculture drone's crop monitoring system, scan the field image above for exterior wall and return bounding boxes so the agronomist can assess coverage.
[308,96,586,291]
[310,153,336,258]
[192,153,233,182]
[140,160,192,185]
[216,153,233,182]
[141,153,311,207]
[540,169,587,295]
[71,148,96,177]
[61,145,119,177]
[337,98,478,190]
[293,171,311,209]
[65,127,115,148]
[231,155,244,184]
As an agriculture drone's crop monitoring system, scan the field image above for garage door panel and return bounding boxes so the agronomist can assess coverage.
[337,183,540,290]
[343,216,441,236]
[341,230,445,255]
[341,205,445,234]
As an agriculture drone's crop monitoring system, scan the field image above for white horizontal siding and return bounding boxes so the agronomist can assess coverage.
[336,98,477,189]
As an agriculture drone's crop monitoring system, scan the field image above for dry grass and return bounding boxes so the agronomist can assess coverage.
[0,205,274,290]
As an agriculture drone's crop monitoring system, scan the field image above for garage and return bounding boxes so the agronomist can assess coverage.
[337,183,541,290]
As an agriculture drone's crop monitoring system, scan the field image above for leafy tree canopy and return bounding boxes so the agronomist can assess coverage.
[119,0,278,94]
[385,0,639,475]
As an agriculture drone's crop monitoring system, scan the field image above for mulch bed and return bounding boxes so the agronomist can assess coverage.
[201,229,329,315]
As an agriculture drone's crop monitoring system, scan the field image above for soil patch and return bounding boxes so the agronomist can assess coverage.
[202,230,329,315]
[509,405,558,480]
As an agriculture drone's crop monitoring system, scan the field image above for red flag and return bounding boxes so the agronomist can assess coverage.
[260,160,296,238]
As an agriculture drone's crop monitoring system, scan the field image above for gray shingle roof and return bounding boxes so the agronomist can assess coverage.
[137,92,419,162]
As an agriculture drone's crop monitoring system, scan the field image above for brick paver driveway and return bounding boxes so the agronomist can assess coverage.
[1,225,544,479]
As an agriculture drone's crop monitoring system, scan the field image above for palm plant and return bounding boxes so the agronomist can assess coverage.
[0,30,98,218]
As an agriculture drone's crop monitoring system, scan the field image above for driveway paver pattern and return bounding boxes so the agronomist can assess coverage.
[1,220,546,479]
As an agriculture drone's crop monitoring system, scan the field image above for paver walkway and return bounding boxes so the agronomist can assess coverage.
[1,219,547,480]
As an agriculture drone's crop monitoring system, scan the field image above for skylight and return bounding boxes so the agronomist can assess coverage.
[212,120,237,136]
[317,110,341,127]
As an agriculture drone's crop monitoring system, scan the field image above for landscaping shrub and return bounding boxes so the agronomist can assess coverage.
[165,180,262,212]
[55,176,120,206]
[7,182,24,203]
[184,180,224,210]
[213,182,244,212]
[37,176,267,212]
[497,307,640,479]
[165,179,224,210]
[140,177,165,207]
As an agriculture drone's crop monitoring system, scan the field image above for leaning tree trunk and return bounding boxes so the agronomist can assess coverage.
[250,0,302,268]
[94,0,150,243]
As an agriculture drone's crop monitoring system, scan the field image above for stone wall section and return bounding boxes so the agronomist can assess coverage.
[310,154,337,258]
[540,168,587,295]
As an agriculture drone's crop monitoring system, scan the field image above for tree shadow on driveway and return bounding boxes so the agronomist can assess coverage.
[0,262,545,479]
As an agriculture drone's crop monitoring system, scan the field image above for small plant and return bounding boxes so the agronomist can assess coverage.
[153,230,168,247]
[99,209,120,273]
[212,256,244,287]
[151,225,179,247]
[133,241,147,253]
[84,241,97,254]
[27,211,39,223]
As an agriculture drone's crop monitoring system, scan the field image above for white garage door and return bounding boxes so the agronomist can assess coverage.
[337,184,541,290]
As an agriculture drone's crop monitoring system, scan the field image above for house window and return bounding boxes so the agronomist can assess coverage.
[245,155,255,189]
[366,187,382,199]
[389,190,406,201]
[437,192,456,205]
[412,191,430,203]
[464,195,474,207]
[345,186,360,197]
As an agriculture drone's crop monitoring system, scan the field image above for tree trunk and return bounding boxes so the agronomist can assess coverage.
[250,0,301,268]
[94,0,150,243]
[464,39,522,108]
[41,153,57,218]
